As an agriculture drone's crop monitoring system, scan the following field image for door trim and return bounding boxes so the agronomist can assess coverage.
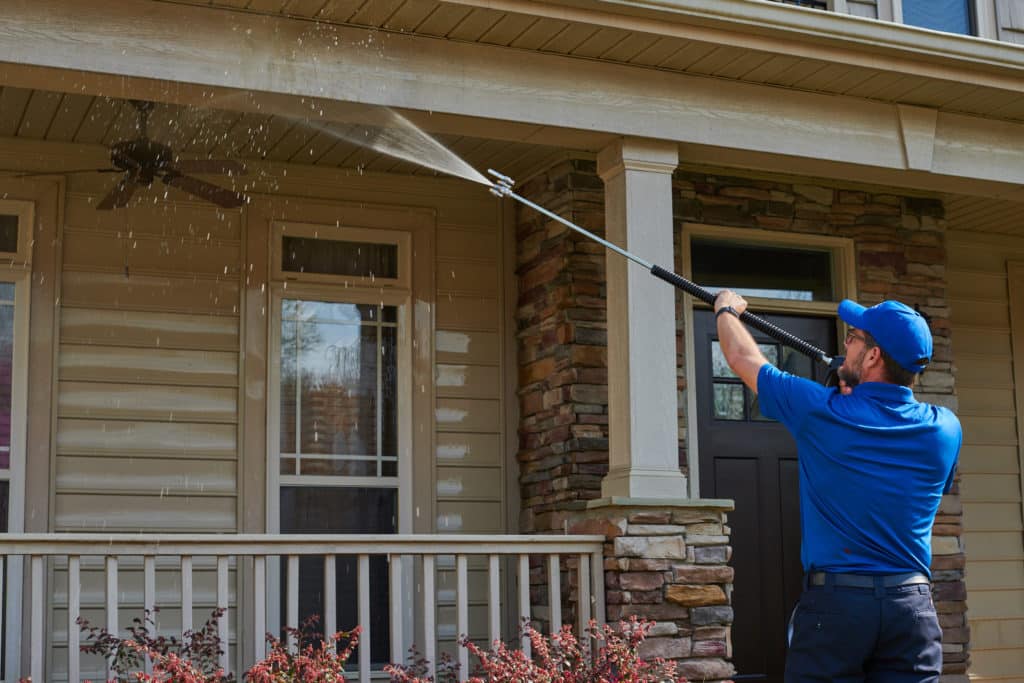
[680,222,856,498]
[1005,261,1024,532]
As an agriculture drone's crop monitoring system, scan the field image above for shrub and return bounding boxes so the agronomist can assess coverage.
[385,617,683,683]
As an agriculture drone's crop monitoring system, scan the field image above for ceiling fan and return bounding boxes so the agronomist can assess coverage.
[93,100,249,210]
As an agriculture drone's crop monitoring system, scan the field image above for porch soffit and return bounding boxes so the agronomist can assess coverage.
[6,0,1024,201]
[157,0,1024,122]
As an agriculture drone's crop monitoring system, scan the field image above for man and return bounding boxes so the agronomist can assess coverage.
[713,290,961,683]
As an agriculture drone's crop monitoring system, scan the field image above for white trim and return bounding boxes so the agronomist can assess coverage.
[681,222,856,498]
[271,222,412,290]
[1,259,30,680]
[0,199,33,268]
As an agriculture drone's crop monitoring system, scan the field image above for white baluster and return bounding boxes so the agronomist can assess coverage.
[217,556,229,673]
[456,554,468,681]
[358,554,370,683]
[181,556,194,636]
[324,555,336,647]
[518,554,531,659]
[105,556,118,681]
[68,556,80,683]
[423,555,436,680]
[548,554,561,633]
[31,555,44,683]
[488,555,500,647]
[254,556,267,660]
[144,555,156,675]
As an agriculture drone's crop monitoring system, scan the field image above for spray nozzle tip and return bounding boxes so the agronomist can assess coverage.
[487,169,515,198]
[487,168,515,186]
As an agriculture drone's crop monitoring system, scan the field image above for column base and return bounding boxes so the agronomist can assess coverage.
[600,467,689,499]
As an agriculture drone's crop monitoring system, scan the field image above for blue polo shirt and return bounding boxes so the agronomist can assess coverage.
[757,364,961,577]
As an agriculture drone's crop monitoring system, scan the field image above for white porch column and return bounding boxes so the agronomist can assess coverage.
[597,138,688,499]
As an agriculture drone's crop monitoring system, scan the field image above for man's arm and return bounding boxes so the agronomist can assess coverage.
[714,290,770,393]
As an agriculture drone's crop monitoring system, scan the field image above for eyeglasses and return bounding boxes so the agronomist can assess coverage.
[845,330,870,347]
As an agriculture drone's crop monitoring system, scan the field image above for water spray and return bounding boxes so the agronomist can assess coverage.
[487,169,844,379]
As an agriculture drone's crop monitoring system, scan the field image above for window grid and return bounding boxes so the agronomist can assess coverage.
[281,300,398,484]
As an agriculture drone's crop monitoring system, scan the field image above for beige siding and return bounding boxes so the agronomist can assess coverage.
[948,230,1024,682]
[56,193,241,532]
[434,207,507,653]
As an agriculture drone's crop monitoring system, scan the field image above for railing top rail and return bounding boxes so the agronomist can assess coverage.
[0,533,607,556]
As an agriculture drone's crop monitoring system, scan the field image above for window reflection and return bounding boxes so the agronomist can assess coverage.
[279,299,398,478]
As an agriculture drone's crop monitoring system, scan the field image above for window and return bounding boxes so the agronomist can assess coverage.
[901,0,973,34]
[269,224,410,667]
[691,238,836,302]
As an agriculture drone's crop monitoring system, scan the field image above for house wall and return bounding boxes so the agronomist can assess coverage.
[20,165,507,677]
[947,230,1024,683]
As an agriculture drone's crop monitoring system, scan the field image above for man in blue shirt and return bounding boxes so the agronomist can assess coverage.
[713,290,961,683]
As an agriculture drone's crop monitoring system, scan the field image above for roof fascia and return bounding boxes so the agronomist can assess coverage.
[445,0,1024,91]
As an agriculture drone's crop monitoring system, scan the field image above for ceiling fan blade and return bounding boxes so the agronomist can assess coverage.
[12,168,120,178]
[172,159,247,176]
[97,173,142,210]
[162,173,248,209]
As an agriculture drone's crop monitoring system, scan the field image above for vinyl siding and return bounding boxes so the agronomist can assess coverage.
[948,230,1024,682]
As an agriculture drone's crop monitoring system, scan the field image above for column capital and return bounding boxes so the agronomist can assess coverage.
[597,137,679,180]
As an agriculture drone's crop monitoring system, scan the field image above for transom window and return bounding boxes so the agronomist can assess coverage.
[691,238,835,302]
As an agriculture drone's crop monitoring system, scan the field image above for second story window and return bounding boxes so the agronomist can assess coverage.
[902,0,973,35]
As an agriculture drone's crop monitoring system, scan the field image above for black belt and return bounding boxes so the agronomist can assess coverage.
[808,571,929,588]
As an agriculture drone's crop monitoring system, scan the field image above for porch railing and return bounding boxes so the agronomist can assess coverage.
[0,534,605,682]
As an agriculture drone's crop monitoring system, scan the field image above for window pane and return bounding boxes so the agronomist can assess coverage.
[279,300,399,478]
[382,327,397,458]
[0,481,7,531]
[712,342,737,379]
[0,300,12,468]
[903,0,971,35]
[714,382,745,420]
[0,215,17,254]
[282,236,398,279]
[299,321,378,456]
[692,239,833,301]
[280,317,298,455]
[280,487,395,666]
[780,347,814,379]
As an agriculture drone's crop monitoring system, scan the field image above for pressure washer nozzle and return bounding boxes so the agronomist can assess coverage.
[487,169,515,186]
[487,169,516,198]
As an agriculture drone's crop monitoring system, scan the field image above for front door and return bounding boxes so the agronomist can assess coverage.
[694,309,835,683]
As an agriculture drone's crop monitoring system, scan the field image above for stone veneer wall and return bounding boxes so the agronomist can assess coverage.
[567,502,737,681]
[672,169,968,678]
[514,158,968,678]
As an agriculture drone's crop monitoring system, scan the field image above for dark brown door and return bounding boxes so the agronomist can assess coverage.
[694,310,836,683]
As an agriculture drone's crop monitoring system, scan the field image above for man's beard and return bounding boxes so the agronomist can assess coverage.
[837,348,865,388]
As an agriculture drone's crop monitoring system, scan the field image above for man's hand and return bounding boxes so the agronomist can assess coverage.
[715,290,748,316]
[838,379,854,395]
[713,289,768,393]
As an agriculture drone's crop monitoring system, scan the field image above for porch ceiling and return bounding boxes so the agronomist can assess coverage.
[161,0,1024,124]
[946,195,1024,237]
[0,87,570,181]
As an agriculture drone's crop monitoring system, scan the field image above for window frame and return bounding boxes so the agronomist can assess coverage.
[266,282,413,531]
[681,222,856,499]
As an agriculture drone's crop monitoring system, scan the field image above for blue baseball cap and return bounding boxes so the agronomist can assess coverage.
[837,299,932,373]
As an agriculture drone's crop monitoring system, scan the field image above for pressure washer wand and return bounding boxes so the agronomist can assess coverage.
[487,169,838,371]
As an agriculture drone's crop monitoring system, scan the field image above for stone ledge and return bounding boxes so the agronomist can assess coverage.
[586,496,735,511]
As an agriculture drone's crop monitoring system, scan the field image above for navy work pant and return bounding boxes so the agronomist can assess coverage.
[785,575,943,683]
